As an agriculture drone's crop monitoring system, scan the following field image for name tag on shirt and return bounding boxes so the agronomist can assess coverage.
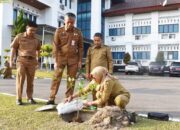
[71,40,75,46]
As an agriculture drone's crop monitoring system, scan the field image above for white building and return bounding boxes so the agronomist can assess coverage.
[0,0,77,66]
[1,0,180,67]
[103,0,180,66]
[77,0,180,66]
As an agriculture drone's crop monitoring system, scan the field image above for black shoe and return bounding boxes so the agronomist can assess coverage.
[16,99,23,105]
[28,98,37,104]
[46,100,55,105]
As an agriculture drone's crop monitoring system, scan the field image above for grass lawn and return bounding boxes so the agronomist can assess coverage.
[12,67,86,79]
[12,69,67,79]
[0,94,180,130]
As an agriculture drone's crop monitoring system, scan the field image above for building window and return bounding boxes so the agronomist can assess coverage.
[29,14,32,21]
[59,21,61,27]
[133,51,150,60]
[69,0,72,9]
[33,16,37,23]
[101,0,105,36]
[109,28,125,36]
[13,8,18,21]
[24,12,28,19]
[112,52,125,59]
[109,29,117,36]
[163,51,178,60]
[133,26,151,35]
[158,24,179,33]
[77,0,91,39]
[65,0,67,6]
[13,9,38,23]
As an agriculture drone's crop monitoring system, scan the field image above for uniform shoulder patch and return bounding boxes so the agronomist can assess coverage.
[103,45,110,49]
[16,33,23,38]
[74,28,82,35]
[75,27,81,32]
[57,27,64,32]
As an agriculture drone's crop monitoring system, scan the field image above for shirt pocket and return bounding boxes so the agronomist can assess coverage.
[100,49,107,57]
[20,40,35,51]
[72,35,79,44]
[60,35,68,45]
[70,35,79,54]
[70,44,78,54]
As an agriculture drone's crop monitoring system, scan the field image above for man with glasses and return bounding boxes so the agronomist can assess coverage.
[47,12,83,105]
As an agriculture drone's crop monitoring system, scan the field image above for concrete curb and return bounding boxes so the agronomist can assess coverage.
[0,92,48,102]
[138,113,180,122]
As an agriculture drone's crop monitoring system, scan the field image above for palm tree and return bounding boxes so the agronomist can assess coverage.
[12,10,29,36]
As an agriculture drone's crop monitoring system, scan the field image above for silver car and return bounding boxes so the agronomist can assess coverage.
[125,61,144,75]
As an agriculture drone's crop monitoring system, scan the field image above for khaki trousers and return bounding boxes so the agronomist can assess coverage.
[114,95,130,109]
[16,61,36,100]
[49,63,78,100]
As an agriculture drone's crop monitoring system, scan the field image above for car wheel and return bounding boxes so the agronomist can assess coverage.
[169,74,173,77]
[138,70,143,75]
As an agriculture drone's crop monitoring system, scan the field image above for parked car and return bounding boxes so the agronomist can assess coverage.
[125,61,144,75]
[113,64,126,72]
[169,62,180,76]
[148,62,166,75]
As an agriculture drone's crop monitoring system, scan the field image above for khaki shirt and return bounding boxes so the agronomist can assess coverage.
[53,27,83,66]
[79,79,130,106]
[10,32,41,58]
[86,45,113,74]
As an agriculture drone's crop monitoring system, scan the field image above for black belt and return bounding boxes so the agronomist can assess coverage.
[20,56,35,60]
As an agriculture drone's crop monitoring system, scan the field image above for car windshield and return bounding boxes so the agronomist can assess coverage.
[150,62,164,66]
[128,62,138,65]
[171,62,180,66]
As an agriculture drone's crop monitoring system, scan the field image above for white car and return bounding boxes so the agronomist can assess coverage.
[125,61,144,75]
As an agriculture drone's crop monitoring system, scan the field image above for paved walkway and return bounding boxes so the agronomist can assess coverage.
[0,75,180,119]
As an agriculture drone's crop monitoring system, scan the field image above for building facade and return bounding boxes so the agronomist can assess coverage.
[0,0,77,66]
[1,0,180,67]
[104,0,180,66]
[76,0,180,66]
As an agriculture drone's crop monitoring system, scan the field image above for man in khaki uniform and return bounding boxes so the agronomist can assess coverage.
[10,21,41,105]
[47,12,83,105]
[86,33,113,80]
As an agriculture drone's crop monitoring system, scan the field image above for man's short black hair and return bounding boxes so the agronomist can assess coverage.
[65,12,76,18]
[27,21,38,28]
[94,33,103,39]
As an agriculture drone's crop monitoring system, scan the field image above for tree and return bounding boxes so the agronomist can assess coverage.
[40,44,53,71]
[123,52,131,64]
[3,48,10,61]
[12,10,29,36]
[156,51,164,63]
